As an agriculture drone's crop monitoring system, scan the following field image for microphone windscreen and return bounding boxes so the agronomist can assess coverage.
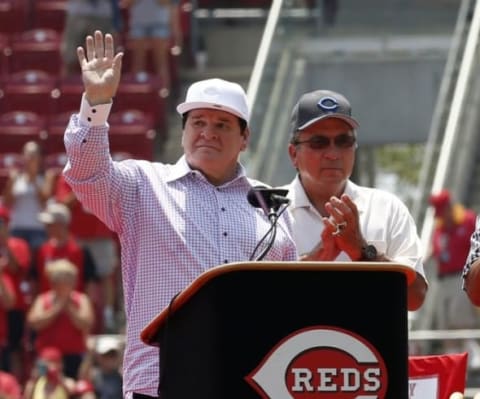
[247,186,289,209]
[247,185,269,208]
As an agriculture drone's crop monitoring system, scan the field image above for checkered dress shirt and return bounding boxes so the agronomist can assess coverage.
[462,216,480,287]
[63,98,298,398]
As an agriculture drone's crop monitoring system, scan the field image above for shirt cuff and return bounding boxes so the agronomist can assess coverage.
[79,93,113,126]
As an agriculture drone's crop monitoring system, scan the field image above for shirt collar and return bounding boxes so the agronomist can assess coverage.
[165,155,249,187]
[288,175,365,214]
[287,175,312,210]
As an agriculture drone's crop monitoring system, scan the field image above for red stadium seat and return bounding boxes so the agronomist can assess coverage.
[45,111,73,154]
[31,0,68,32]
[114,72,168,134]
[0,152,22,169]
[48,110,157,160]
[0,152,23,194]
[0,0,28,34]
[55,75,84,114]
[120,41,180,96]
[109,109,157,160]
[44,151,68,175]
[0,32,10,79]
[0,70,59,115]
[8,28,62,75]
[0,111,48,153]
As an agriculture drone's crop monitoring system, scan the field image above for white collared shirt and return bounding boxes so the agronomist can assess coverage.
[283,175,426,277]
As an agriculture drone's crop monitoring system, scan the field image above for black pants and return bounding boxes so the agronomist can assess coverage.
[132,393,158,399]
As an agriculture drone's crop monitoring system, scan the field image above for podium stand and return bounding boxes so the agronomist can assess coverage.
[141,262,416,399]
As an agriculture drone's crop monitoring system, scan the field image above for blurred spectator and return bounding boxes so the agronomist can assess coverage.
[78,336,123,399]
[33,202,99,301]
[300,0,339,30]
[320,0,339,27]
[23,346,76,399]
[72,379,96,399]
[429,190,480,350]
[54,174,119,333]
[0,263,15,375]
[61,0,122,77]
[0,370,21,399]
[26,259,95,380]
[0,206,32,382]
[449,392,480,399]
[1,141,56,252]
[123,0,183,96]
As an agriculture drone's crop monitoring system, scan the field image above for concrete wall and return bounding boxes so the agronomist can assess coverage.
[301,55,447,145]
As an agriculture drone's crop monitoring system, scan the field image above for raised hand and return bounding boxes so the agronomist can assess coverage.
[324,194,365,260]
[77,30,123,105]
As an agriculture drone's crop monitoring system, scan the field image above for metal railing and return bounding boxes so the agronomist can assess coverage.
[411,0,480,333]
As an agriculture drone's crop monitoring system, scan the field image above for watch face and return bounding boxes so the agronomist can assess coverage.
[364,245,377,260]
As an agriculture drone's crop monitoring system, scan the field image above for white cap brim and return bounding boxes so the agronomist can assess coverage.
[176,101,248,122]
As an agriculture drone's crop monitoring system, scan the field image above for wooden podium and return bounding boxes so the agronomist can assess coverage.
[141,262,416,399]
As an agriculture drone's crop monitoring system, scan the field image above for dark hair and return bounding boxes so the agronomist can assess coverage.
[181,112,247,133]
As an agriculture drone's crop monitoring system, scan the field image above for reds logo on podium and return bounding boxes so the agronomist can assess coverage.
[245,326,388,399]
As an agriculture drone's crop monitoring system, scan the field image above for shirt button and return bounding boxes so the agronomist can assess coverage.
[87,117,92,122]
[92,108,97,113]
[221,207,226,212]
[224,259,228,264]
[223,232,227,237]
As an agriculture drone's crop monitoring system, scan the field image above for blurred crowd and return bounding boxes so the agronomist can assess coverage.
[0,140,123,399]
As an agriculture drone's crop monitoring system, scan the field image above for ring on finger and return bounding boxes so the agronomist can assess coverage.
[332,221,347,236]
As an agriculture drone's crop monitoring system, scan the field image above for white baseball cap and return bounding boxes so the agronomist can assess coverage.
[38,202,71,225]
[176,78,250,123]
[96,336,122,355]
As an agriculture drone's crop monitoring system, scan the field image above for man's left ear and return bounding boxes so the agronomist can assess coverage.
[288,143,298,167]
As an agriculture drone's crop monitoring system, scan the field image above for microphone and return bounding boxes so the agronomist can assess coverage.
[247,186,290,213]
[247,186,290,261]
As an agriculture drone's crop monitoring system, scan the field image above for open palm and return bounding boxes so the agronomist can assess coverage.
[77,30,123,105]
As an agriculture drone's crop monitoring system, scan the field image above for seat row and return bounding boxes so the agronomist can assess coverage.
[0,0,65,34]
[0,69,169,131]
[0,104,157,193]
[0,107,157,158]
[0,27,183,80]
[0,0,272,38]
[0,0,273,36]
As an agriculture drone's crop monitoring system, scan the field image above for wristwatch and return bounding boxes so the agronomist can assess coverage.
[361,244,378,261]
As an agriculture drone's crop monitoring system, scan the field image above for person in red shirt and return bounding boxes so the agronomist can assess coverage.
[429,189,480,351]
[0,231,16,373]
[0,370,21,399]
[23,346,77,399]
[26,259,95,380]
[33,202,98,301]
[54,174,119,333]
[0,206,31,382]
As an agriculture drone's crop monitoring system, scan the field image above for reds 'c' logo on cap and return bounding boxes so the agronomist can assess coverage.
[245,326,388,399]
[317,96,339,112]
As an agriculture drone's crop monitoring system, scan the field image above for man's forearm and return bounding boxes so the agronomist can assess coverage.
[407,272,428,311]
[464,258,480,306]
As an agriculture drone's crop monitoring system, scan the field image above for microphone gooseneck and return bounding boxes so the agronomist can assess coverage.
[247,186,290,261]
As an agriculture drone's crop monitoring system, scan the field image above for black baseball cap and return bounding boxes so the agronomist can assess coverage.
[290,89,359,135]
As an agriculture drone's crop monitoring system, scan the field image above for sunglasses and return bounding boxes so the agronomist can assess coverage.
[293,134,357,150]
